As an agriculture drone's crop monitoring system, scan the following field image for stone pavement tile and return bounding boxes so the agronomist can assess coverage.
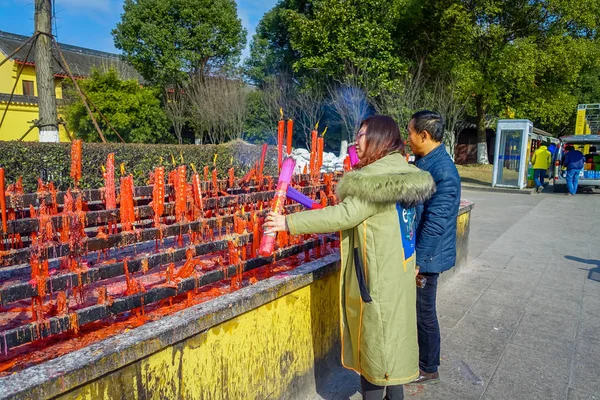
[571,338,600,396]
[437,301,469,340]
[442,272,496,295]
[482,344,571,400]
[567,387,600,400]
[525,293,581,318]
[578,295,600,342]
[486,273,538,299]
[310,366,361,400]
[505,255,551,272]
[583,278,600,298]
[509,309,576,356]
[537,269,585,289]
[443,314,515,369]
[468,289,528,326]
[438,281,484,310]
[404,350,483,400]
[474,249,516,267]
[533,283,582,304]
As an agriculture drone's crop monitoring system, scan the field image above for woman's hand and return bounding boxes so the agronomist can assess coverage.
[263,212,288,234]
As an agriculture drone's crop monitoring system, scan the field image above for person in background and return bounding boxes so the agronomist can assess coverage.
[562,145,585,196]
[547,143,557,158]
[585,146,597,163]
[264,115,435,400]
[532,144,552,193]
[406,110,461,385]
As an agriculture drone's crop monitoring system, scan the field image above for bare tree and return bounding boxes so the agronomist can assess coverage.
[259,73,298,141]
[291,83,325,148]
[327,68,376,158]
[186,73,249,144]
[373,61,428,134]
[164,85,187,144]
[427,73,471,161]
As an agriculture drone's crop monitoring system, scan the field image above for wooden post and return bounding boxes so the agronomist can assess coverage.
[34,0,59,142]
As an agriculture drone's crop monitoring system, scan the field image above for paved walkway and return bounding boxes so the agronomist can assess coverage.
[309,189,600,400]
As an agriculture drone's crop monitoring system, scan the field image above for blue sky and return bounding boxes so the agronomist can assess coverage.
[0,0,276,59]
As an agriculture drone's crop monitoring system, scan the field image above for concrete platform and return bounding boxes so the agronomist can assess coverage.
[310,189,600,400]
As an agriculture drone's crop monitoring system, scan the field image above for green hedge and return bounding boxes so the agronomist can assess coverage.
[0,140,277,192]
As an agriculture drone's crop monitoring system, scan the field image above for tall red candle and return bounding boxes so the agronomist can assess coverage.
[104,153,116,209]
[317,137,324,172]
[310,130,317,175]
[70,139,82,188]
[277,120,285,171]
[212,169,218,195]
[0,168,6,234]
[286,119,293,155]
[259,143,267,177]
[228,167,235,188]
[192,173,204,212]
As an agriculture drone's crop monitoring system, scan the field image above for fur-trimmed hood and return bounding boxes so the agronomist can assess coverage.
[337,152,435,208]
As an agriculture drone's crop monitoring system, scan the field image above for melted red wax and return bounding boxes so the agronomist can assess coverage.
[0,244,336,376]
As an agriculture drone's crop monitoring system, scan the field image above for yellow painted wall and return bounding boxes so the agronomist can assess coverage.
[0,102,69,141]
[0,55,69,142]
[59,272,341,400]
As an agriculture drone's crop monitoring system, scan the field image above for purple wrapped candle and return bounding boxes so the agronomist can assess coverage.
[348,145,360,167]
[287,186,323,209]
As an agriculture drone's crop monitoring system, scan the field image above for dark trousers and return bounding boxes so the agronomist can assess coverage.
[533,169,546,187]
[416,272,440,374]
[360,376,404,400]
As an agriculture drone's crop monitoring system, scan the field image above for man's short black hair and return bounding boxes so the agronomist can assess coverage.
[410,110,445,142]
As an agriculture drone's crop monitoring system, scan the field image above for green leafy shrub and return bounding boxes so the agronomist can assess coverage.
[0,140,276,192]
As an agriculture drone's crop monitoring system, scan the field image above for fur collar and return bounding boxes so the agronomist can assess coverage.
[336,155,435,208]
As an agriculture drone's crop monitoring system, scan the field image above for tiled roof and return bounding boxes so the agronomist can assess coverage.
[0,93,66,106]
[0,30,142,81]
[0,93,38,105]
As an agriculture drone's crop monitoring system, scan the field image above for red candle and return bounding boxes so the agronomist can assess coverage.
[70,139,82,188]
[0,168,6,235]
[286,119,293,155]
[228,167,235,188]
[317,137,324,172]
[251,213,259,258]
[152,166,165,226]
[192,173,204,212]
[212,169,218,195]
[104,153,116,209]
[310,130,317,175]
[259,143,267,177]
[277,120,285,171]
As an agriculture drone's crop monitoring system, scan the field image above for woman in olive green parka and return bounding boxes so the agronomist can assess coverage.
[265,116,435,399]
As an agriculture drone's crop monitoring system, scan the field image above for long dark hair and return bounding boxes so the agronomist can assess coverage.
[355,115,404,169]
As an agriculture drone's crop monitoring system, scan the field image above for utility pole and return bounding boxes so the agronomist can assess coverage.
[34,0,58,142]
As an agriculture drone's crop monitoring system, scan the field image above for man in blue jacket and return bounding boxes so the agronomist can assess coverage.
[407,110,461,384]
[562,145,585,195]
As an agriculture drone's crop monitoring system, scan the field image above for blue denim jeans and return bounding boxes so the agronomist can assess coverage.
[534,169,546,187]
[417,273,440,373]
[566,168,582,194]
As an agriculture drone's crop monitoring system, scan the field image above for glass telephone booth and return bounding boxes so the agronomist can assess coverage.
[492,120,533,189]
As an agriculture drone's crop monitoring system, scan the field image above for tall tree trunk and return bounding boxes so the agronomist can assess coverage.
[35,0,58,142]
[475,95,489,164]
